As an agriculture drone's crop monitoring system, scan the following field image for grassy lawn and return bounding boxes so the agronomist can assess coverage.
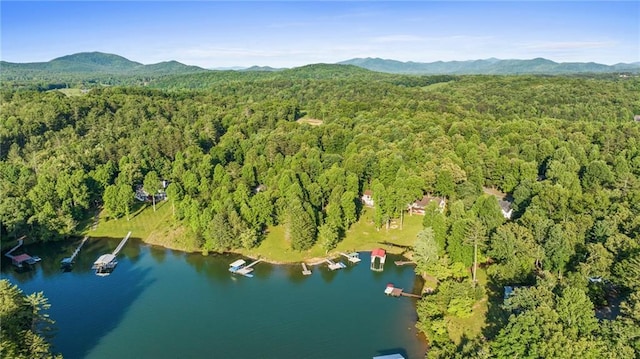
[84,200,201,252]
[238,207,424,263]
[446,268,490,344]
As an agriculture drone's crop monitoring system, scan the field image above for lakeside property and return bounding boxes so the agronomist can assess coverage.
[85,200,424,264]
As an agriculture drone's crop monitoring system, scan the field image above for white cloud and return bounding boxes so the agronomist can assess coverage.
[522,41,617,51]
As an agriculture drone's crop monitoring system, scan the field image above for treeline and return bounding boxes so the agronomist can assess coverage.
[1,71,639,356]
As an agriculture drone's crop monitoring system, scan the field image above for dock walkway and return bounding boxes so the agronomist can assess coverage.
[4,237,24,259]
[384,284,421,298]
[302,263,312,275]
[61,236,89,267]
[340,252,361,263]
[326,258,346,271]
[394,261,416,266]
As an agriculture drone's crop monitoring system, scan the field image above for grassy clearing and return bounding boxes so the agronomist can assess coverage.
[296,117,323,126]
[84,200,201,252]
[421,82,451,92]
[55,88,85,97]
[238,207,424,263]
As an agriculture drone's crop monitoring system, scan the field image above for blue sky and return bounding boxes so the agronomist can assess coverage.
[1,1,638,67]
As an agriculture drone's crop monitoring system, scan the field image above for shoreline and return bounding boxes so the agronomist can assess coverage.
[3,231,413,267]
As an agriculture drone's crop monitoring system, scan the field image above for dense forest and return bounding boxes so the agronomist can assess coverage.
[1,67,639,357]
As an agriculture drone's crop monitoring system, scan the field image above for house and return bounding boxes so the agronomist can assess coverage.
[135,183,168,202]
[634,115,640,122]
[503,286,514,304]
[361,189,374,207]
[407,195,446,215]
[498,200,513,219]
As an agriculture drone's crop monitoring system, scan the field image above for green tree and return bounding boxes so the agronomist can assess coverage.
[414,228,439,275]
[287,198,316,250]
[143,170,161,211]
[165,182,183,218]
[0,280,61,359]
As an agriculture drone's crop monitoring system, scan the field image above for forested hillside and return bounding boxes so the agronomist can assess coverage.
[1,70,639,357]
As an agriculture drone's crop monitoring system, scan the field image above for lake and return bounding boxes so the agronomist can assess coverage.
[1,237,428,358]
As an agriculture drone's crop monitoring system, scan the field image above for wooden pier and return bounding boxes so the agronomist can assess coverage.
[340,252,361,263]
[384,284,421,298]
[93,231,131,276]
[325,258,346,270]
[61,236,89,268]
[301,263,312,275]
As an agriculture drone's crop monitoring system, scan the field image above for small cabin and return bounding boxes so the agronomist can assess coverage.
[361,190,374,207]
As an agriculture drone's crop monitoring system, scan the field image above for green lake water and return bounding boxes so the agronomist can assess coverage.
[1,237,427,358]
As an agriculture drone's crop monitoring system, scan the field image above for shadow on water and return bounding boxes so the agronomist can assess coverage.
[1,236,155,359]
[64,265,154,358]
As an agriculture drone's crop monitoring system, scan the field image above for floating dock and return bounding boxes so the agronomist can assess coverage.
[229,258,262,278]
[301,263,312,275]
[340,252,361,263]
[93,231,131,276]
[384,284,421,298]
[61,236,89,268]
[326,258,347,271]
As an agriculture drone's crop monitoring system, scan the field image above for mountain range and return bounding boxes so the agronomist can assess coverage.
[338,57,640,75]
[1,52,639,80]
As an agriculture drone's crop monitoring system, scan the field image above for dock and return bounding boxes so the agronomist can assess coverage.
[302,263,312,275]
[371,248,387,271]
[326,258,346,271]
[384,284,421,298]
[394,261,416,266]
[5,237,41,268]
[229,258,262,278]
[340,252,361,263]
[61,236,89,268]
[92,231,131,276]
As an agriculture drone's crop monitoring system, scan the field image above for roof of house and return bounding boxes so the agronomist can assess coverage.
[413,195,443,208]
[498,200,512,212]
[371,248,386,258]
[94,254,116,265]
[363,189,373,197]
[229,259,246,267]
[12,253,32,263]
